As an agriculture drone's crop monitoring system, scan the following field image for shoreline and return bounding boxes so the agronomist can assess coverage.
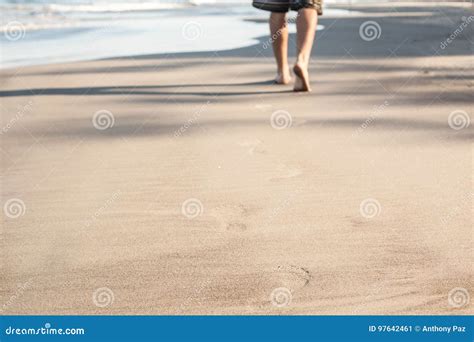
[1,2,472,70]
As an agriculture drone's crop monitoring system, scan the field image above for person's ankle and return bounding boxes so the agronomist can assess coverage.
[278,64,290,73]
[279,66,291,77]
[276,67,291,84]
[295,57,309,69]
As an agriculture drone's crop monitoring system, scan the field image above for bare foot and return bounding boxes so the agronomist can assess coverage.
[274,69,292,85]
[293,63,311,92]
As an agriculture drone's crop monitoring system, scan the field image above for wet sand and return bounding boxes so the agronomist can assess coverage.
[1,3,472,314]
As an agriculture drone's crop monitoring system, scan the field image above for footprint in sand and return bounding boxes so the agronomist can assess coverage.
[348,216,366,228]
[255,104,273,111]
[210,204,254,231]
[226,222,247,232]
[267,163,302,181]
[293,119,308,127]
[273,265,312,289]
[237,139,266,155]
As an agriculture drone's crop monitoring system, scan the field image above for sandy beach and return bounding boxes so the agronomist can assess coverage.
[1,3,472,315]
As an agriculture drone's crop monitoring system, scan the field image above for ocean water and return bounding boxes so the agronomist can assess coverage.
[0,0,255,31]
[0,0,354,68]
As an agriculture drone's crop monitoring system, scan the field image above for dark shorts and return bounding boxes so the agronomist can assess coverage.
[252,0,323,15]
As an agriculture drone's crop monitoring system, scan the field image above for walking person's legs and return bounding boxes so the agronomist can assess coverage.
[294,8,318,92]
[269,12,291,84]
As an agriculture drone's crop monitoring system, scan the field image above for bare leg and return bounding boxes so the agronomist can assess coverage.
[294,8,318,92]
[269,12,291,84]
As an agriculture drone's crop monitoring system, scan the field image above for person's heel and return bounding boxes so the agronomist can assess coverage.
[293,64,311,92]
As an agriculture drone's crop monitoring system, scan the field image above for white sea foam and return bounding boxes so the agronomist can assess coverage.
[0,0,355,68]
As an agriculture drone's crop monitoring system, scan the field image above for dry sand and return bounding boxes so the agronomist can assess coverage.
[1,3,472,315]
